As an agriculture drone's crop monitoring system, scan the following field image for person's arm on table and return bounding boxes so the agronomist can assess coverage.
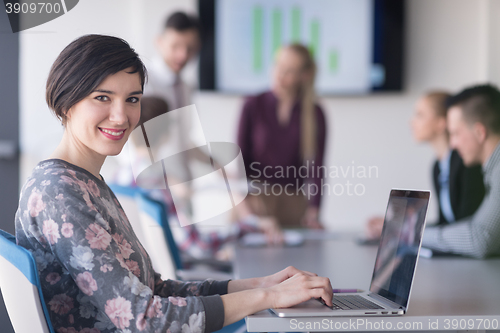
[221,266,333,326]
[422,170,500,258]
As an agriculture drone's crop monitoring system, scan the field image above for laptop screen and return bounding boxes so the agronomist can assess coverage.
[369,189,430,308]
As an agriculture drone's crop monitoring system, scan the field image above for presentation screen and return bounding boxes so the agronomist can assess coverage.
[198,0,405,94]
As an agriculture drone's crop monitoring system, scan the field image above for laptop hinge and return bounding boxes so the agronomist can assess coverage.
[368,293,406,311]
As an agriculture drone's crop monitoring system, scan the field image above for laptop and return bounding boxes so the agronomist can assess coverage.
[271,189,430,317]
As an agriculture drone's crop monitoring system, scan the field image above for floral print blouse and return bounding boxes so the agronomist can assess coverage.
[15,159,228,333]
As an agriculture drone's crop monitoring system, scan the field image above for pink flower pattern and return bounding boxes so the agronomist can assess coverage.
[168,296,187,307]
[27,190,45,217]
[100,264,113,273]
[115,253,128,270]
[104,296,134,329]
[75,272,98,296]
[43,219,60,245]
[113,233,135,259]
[126,259,141,278]
[26,178,36,188]
[146,296,163,318]
[48,294,74,315]
[136,312,148,331]
[85,223,112,250]
[87,179,100,197]
[61,223,73,238]
[46,272,61,285]
[16,160,216,333]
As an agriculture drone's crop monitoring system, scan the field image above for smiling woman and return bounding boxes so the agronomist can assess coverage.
[53,69,142,169]
[45,35,146,179]
[14,34,333,333]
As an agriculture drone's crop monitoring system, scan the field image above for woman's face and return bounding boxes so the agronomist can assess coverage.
[272,48,306,95]
[64,68,142,159]
[411,96,446,142]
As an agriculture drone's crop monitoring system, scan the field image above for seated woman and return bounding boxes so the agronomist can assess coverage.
[15,34,332,333]
[366,91,485,239]
[237,43,327,229]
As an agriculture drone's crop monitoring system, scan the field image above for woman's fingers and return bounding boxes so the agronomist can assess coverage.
[300,270,317,277]
[298,275,332,298]
[284,266,318,277]
[264,267,322,290]
[269,272,333,308]
[309,288,333,307]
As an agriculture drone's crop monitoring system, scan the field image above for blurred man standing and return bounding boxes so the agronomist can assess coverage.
[146,11,200,108]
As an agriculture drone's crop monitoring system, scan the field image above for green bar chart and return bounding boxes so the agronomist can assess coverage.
[272,9,282,57]
[291,7,301,42]
[309,19,320,58]
[252,6,263,72]
[217,0,373,94]
[251,5,338,75]
[329,49,339,73]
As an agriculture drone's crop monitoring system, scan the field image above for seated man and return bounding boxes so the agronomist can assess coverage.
[422,84,500,258]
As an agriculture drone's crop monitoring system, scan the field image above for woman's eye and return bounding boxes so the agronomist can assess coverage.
[95,96,109,102]
[128,97,140,103]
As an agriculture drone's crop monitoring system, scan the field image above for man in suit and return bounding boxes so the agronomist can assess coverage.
[423,84,500,258]
[366,91,485,239]
[432,150,485,225]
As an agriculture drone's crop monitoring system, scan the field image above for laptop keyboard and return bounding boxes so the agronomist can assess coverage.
[331,295,384,310]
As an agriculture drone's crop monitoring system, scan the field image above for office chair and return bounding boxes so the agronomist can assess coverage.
[109,183,232,279]
[0,229,55,333]
[109,183,182,280]
[135,192,233,281]
[135,191,180,280]
[0,229,245,333]
[214,319,247,333]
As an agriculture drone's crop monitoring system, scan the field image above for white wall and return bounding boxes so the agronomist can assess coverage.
[20,0,500,232]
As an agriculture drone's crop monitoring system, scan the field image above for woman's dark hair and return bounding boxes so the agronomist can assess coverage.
[46,34,147,124]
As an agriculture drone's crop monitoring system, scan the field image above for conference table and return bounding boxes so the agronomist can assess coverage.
[233,232,500,332]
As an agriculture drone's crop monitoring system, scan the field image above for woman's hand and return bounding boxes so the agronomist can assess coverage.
[301,206,323,229]
[366,216,384,240]
[258,265,316,288]
[264,269,333,309]
[223,266,332,326]
[228,266,315,293]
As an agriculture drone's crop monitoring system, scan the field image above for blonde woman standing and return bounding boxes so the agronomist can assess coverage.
[237,44,327,229]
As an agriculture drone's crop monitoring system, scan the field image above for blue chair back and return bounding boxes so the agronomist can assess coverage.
[136,193,183,270]
[0,230,55,333]
[108,183,141,198]
[213,319,247,333]
[108,184,152,251]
